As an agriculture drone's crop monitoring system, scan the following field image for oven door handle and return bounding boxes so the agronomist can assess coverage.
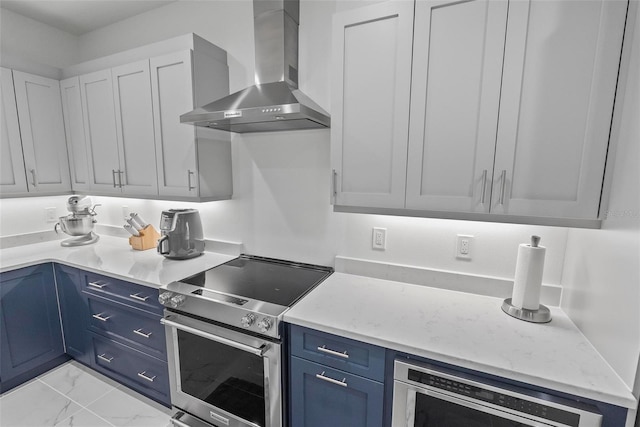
[161,317,269,356]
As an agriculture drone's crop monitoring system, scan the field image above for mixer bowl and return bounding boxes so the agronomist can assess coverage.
[57,215,95,236]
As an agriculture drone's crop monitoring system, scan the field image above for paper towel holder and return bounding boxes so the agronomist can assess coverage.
[501,298,551,323]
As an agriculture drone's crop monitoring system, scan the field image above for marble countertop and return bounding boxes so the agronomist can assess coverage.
[0,235,236,288]
[284,272,636,409]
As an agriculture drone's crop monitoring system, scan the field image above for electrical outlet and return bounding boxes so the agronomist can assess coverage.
[44,207,58,223]
[372,227,386,250]
[456,234,474,260]
[122,205,130,220]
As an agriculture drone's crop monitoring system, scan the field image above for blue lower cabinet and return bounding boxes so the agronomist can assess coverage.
[0,264,67,392]
[55,264,92,365]
[90,333,170,406]
[290,356,384,427]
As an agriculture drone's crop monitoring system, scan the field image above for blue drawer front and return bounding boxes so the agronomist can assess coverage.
[81,272,162,315]
[87,297,166,360]
[90,333,170,406]
[290,325,385,382]
[290,356,384,427]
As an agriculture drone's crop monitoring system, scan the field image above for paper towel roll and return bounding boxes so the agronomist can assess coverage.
[511,243,546,310]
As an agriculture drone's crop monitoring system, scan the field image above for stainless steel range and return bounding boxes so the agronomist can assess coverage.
[159,255,333,427]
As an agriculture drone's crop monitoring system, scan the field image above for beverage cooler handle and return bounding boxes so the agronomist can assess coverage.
[157,235,169,255]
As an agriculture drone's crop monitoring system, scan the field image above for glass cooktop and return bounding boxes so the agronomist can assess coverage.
[181,255,333,307]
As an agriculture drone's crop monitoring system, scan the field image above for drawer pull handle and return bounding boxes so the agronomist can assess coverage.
[137,371,156,382]
[133,328,152,338]
[317,345,349,359]
[98,353,113,363]
[92,313,111,322]
[88,281,107,289]
[129,293,149,302]
[316,371,347,388]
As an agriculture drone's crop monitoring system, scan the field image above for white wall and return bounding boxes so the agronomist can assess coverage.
[561,3,640,392]
[0,8,79,70]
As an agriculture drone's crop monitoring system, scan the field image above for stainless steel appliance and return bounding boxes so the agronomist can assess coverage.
[159,255,333,427]
[157,209,204,260]
[392,360,602,427]
[54,196,100,247]
[180,0,330,133]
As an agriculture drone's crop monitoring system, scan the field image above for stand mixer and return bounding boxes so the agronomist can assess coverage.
[55,196,100,247]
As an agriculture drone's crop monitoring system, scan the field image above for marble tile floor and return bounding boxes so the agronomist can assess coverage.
[0,361,172,427]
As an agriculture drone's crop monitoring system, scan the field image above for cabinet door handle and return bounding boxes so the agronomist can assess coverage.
[316,371,347,388]
[92,313,111,322]
[112,169,118,188]
[187,170,196,191]
[137,371,156,382]
[88,281,107,289]
[129,293,149,302]
[480,169,487,204]
[498,169,507,205]
[118,170,124,188]
[98,353,113,363]
[30,169,38,187]
[332,169,338,200]
[317,345,349,359]
[133,328,152,338]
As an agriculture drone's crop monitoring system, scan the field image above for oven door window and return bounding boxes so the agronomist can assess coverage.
[414,393,541,427]
[177,329,265,427]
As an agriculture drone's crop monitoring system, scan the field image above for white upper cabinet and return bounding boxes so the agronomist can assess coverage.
[0,68,28,195]
[112,60,158,196]
[492,0,627,219]
[332,0,628,225]
[150,51,198,198]
[79,69,122,194]
[331,1,414,208]
[60,76,91,192]
[12,71,71,194]
[406,0,507,213]
[150,49,232,201]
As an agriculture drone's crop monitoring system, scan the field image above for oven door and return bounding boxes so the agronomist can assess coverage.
[162,312,282,427]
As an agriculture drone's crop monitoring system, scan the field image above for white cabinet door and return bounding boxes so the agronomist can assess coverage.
[492,0,627,218]
[150,51,198,198]
[112,60,158,196]
[406,0,508,213]
[79,69,121,194]
[331,1,414,208]
[0,68,28,195]
[60,76,91,192]
[12,71,71,193]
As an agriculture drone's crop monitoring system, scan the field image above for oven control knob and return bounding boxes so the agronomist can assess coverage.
[169,295,186,309]
[257,317,272,333]
[158,292,173,306]
[241,313,256,328]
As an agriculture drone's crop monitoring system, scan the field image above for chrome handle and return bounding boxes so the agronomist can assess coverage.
[317,345,349,359]
[499,169,507,205]
[92,313,111,322]
[98,353,113,363]
[187,170,196,191]
[137,371,156,382]
[316,371,347,387]
[332,169,338,200]
[30,169,37,187]
[169,413,191,427]
[133,328,152,338]
[209,411,230,426]
[129,293,149,302]
[161,318,268,356]
[480,169,487,204]
[118,170,124,188]
[88,281,107,289]
[112,169,118,188]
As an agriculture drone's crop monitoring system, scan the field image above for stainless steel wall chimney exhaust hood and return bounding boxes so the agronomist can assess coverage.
[180,0,330,133]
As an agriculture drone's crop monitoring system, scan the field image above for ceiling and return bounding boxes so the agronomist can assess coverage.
[0,1,176,36]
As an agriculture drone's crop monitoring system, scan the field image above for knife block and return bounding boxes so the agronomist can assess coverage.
[129,225,161,251]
